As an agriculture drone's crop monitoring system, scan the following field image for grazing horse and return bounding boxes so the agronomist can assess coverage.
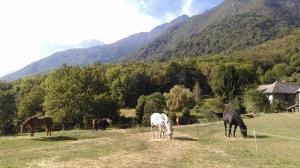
[223,106,247,138]
[21,116,53,137]
[92,118,112,131]
[150,113,173,140]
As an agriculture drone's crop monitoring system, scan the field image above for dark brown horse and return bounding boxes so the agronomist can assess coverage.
[21,116,53,136]
[92,118,112,131]
[223,106,247,138]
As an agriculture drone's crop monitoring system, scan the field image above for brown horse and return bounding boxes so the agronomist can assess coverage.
[21,116,53,136]
[92,118,112,131]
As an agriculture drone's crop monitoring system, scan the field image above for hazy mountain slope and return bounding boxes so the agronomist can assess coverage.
[129,0,300,61]
[1,15,189,81]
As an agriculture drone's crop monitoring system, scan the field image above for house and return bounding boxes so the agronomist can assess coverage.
[258,81,300,112]
[295,89,300,112]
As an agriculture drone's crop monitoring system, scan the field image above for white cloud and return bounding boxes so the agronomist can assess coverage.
[182,0,193,15]
[0,0,161,77]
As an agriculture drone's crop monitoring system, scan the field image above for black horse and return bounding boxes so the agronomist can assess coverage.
[223,106,247,138]
[92,118,112,131]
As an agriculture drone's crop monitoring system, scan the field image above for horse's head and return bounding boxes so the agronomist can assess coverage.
[241,125,247,138]
[106,118,112,127]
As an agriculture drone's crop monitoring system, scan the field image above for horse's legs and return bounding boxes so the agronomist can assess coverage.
[151,126,154,138]
[30,128,34,137]
[233,125,238,137]
[224,122,227,137]
[228,124,233,137]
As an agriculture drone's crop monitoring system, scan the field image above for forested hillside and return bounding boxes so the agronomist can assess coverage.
[1,25,299,134]
[130,0,300,61]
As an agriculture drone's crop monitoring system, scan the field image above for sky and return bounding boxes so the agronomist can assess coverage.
[0,0,223,78]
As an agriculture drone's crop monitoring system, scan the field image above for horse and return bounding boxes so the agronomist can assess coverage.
[223,106,247,138]
[150,113,173,140]
[21,116,53,137]
[92,118,112,131]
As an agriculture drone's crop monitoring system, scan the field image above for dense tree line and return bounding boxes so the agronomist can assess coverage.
[0,47,299,135]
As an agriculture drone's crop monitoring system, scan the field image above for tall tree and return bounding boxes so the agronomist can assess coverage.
[192,81,201,105]
[43,65,111,129]
[215,66,241,100]
[0,81,16,135]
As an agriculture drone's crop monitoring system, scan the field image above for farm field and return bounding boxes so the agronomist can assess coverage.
[1,113,300,168]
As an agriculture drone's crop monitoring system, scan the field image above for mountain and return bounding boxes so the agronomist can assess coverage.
[77,39,105,48]
[1,15,189,81]
[40,39,105,57]
[128,0,300,61]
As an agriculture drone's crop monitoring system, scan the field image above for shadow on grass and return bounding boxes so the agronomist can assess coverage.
[173,136,198,141]
[32,136,78,142]
[247,135,270,139]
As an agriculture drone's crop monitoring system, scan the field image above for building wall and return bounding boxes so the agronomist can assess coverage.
[296,92,299,105]
[272,93,295,105]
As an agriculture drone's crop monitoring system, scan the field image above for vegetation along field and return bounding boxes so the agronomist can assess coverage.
[1,113,299,168]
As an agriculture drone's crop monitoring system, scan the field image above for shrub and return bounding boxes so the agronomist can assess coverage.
[164,85,195,112]
[182,107,190,117]
[243,89,269,113]
[168,112,177,125]
[135,92,166,126]
[269,100,288,113]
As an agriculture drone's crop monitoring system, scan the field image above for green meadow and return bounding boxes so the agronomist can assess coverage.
[1,113,300,168]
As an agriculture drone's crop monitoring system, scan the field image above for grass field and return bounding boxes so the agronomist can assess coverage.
[1,113,300,168]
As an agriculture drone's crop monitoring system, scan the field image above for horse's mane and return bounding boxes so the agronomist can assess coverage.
[23,117,35,126]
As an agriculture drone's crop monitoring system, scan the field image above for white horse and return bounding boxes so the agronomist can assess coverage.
[150,113,173,140]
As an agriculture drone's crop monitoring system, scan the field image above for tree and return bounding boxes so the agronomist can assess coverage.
[135,92,166,126]
[164,62,211,94]
[243,89,269,113]
[17,85,45,120]
[192,81,201,105]
[215,66,241,100]
[43,65,110,129]
[0,81,16,135]
[125,71,154,107]
[164,85,195,112]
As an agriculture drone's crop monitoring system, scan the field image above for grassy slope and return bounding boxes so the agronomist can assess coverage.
[1,113,300,168]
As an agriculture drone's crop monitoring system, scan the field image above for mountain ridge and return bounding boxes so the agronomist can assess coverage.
[127,0,300,61]
[1,15,189,81]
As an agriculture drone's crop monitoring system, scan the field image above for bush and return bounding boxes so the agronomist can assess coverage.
[164,85,195,112]
[243,89,269,113]
[228,97,245,114]
[269,100,288,113]
[135,92,166,126]
[168,112,177,125]
[182,107,190,117]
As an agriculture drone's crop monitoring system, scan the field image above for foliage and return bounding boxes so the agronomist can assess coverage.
[42,65,114,129]
[228,97,245,114]
[130,0,300,62]
[192,81,201,105]
[0,82,16,135]
[168,112,177,125]
[214,66,241,100]
[243,89,270,113]
[135,92,166,126]
[203,97,224,114]
[182,107,190,117]
[269,100,288,113]
[164,85,195,112]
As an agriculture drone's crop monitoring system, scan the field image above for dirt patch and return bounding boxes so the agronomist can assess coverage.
[26,131,197,168]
